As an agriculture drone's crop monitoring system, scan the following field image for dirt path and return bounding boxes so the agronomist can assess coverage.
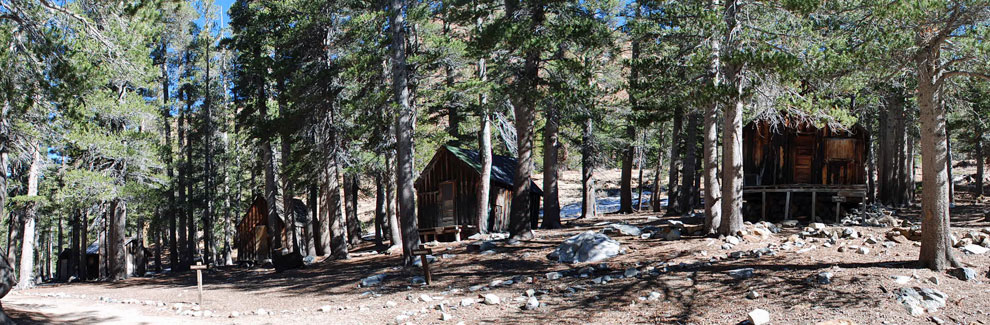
[3,291,211,325]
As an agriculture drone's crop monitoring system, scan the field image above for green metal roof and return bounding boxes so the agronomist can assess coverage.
[443,145,542,195]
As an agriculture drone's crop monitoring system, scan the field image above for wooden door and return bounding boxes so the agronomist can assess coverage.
[439,181,456,226]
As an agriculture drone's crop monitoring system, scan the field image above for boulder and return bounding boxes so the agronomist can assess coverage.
[725,236,741,245]
[748,309,770,325]
[550,231,622,264]
[608,224,642,236]
[950,267,978,281]
[815,272,834,285]
[663,228,682,241]
[483,294,501,305]
[896,287,947,316]
[727,268,755,280]
[960,244,989,255]
[360,274,387,287]
[524,297,540,310]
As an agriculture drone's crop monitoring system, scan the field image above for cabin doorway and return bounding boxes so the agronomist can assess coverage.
[439,181,456,226]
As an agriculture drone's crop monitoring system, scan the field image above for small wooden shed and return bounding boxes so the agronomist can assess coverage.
[235,196,287,263]
[742,119,869,222]
[414,146,542,241]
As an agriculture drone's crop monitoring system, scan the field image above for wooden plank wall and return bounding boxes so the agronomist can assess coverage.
[415,148,513,233]
[744,121,867,186]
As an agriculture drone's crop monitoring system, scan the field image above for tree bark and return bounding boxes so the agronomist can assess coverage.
[315,178,331,256]
[176,98,188,268]
[78,209,88,280]
[718,0,743,236]
[385,152,402,250]
[680,111,700,213]
[704,11,723,232]
[326,157,348,259]
[16,144,42,288]
[507,0,544,240]
[916,33,959,271]
[619,124,635,214]
[666,105,684,215]
[374,175,386,248]
[651,126,665,212]
[946,123,954,204]
[109,199,126,281]
[976,122,984,196]
[304,185,316,256]
[476,13,493,235]
[392,0,420,263]
[345,174,361,246]
[581,117,598,219]
[636,132,646,210]
[542,105,562,228]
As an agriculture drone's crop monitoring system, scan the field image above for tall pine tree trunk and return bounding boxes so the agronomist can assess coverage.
[666,105,684,215]
[392,0,419,263]
[680,112,700,213]
[16,144,42,288]
[651,126,665,212]
[946,123,954,205]
[542,105,562,228]
[374,175,386,248]
[581,118,598,219]
[507,0,543,240]
[976,123,984,196]
[326,156,348,259]
[718,0,743,236]
[915,32,958,271]
[386,152,402,250]
[315,181,331,256]
[476,43,492,234]
[109,199,126,280]
[636,133,646,210]
[345,174,361,246]
[704,14,723,232]
[619,125,635,214]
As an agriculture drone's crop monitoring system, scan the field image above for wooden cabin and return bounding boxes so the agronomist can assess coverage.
[415,146,543,241]
[235,196,288,263]
[742,119,869,222]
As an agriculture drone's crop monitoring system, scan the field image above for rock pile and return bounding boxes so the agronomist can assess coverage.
[895,287,947,317]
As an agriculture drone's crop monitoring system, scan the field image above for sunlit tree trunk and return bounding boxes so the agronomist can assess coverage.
[392,0,420,263]
[507,0,544,240]
[581,118,598,219]
[916,29,958,271]
[16,144,42,288]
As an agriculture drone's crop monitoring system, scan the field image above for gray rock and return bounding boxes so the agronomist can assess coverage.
[525,289,536,297]
[550,231,622,264]
[896,287,947,316]
[950,267,978,281]
[727,268,755,280]
[781,220,800,228]
[524,297,540,310]
[441,312,453,321]
[725,236,741,245]
[663,228,682,241]
[483,294,501,305]
[961,244,989,255]
[816,272,833,284]
[748,308,770,325]
[360,274,387,287]
[411,255,437,267]
[468,284,487,292]
[480,249,497,255]
[411,276,426,285]
[746,290,760,299]
[460,298,476,306]
[609,224,642,236]
[545,272,563,280]
[229,311,240,318]
[624,268,640,278]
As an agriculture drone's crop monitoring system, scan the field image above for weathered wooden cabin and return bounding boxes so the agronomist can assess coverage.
[235,196,288,263]
[415,146,543,241]
[742,119,869,222]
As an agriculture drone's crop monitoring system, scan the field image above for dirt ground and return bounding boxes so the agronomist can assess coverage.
[6,167,990,325]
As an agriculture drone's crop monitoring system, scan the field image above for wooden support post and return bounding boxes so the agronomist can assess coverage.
[761,192,767,221]
[784,192,791,220]
[811,191,817,222]
[412,246,433,285]
[191,262,208,307]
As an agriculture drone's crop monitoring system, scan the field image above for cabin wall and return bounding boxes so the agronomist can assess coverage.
[235,198,286,262]
[414,149,528,233]
[744,121,867,186]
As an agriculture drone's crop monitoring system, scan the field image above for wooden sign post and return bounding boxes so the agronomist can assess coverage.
[411,246,433,285]
[190,262,208,307]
